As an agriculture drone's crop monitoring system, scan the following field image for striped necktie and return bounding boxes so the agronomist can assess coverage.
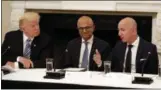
[24,39,31,58]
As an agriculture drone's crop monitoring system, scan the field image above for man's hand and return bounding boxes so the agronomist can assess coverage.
[93,49,102,66]
[5,61,15,68]
[19,57,33,68]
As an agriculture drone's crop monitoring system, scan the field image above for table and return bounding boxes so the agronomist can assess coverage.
[2,69,161,89]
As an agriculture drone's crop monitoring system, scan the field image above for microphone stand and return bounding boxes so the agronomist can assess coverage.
[132,52,153,84]
[2,46,12,75]
[2,46,10,56]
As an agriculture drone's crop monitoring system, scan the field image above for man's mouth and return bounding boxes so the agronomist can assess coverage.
[120,36,123,40]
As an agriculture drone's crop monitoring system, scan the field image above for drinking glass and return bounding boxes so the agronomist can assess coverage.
[46,58,53,72]
[104,61,111,74]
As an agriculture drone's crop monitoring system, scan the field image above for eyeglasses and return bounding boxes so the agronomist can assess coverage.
[78,26,93,31]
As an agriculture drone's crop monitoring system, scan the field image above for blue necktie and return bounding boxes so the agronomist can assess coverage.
[24,39,31,58]
[81,41,88,68]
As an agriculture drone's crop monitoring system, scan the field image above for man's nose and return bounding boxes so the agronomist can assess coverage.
[83,29,87,32]
[118,31,121,36]
[35,26,39,30]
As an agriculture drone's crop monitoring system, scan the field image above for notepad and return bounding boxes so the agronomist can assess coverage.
[64,68,86,72]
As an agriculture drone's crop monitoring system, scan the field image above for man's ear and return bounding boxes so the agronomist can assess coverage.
[92,25,95,32]
[93,25,95,29]
[20,24,25,31]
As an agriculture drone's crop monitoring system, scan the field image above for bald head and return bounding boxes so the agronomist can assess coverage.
[118,17,138,44]
[77,16,95,41]
[118,17,137,31]
[77,16,94,27]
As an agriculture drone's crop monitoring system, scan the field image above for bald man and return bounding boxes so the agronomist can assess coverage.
[64,16,111,71]
[2,12,52,69]
[111,17,158,74]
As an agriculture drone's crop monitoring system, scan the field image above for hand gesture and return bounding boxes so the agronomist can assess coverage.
[93,49,102,65]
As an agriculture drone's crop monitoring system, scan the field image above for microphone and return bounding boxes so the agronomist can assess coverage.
[2,46,12,75]
[141,52,151,76]
[2,46,11,56]
[132,52,153,84]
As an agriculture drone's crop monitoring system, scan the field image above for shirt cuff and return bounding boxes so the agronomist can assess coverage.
[14,62,19,69]
[97,60,102,67]
[17,56,21,62]
[15,56,21,69]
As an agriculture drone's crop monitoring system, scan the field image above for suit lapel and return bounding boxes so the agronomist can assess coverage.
[120,42,127,71]
[30,36,41,60]
[89,37,97,69]
[75,38,81,67]
[136,38,144,72]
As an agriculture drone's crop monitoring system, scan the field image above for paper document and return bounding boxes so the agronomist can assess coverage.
[2,65,16,73]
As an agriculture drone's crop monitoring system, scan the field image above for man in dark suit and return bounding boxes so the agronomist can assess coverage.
[111,17,158,74]
[2,12,52,68]
[64,16,111,71]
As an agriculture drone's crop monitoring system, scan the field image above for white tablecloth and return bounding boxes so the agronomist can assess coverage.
[2,69,161,88]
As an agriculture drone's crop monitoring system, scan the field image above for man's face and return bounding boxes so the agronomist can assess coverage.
[22,19,40,38]
[77,20,94,41]
[118,23,133,43]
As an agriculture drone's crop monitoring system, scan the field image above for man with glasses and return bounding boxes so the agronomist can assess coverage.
[64,16,111,71]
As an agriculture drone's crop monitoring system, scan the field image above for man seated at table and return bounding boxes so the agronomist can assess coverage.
[64,16,111,71]
[111,17,159,74]
[2,12,52,69]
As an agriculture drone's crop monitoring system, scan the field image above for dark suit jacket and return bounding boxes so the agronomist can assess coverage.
[2,30,53,68]
[64,36,111,71]
[111,37,158,74]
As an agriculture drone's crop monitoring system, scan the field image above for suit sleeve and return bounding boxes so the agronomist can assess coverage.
[1,32,17,65]
[111,47,118,72]
[147,45,159,74]
[64,42,72,68]
[111,42,120,72]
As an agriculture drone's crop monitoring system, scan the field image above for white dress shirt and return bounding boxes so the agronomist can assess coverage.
[79,35,94,69]
[123,36,140,73]
[15,33,34,68]
[22,33,33,54]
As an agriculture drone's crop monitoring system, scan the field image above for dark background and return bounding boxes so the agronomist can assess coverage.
[39,13,152,68]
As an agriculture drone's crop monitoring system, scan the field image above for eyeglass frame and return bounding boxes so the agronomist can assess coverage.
[77,26,94,31]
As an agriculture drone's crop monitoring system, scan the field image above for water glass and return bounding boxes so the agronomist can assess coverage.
[46,58,53,71]
[104,61,111,74]
[158,65,161,78]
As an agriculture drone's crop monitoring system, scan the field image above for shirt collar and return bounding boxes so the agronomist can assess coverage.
[127,36,140,47]
[23,33,34,43]
[81,35,94,44]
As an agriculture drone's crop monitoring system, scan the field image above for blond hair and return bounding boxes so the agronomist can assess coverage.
[19,12,40,28]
